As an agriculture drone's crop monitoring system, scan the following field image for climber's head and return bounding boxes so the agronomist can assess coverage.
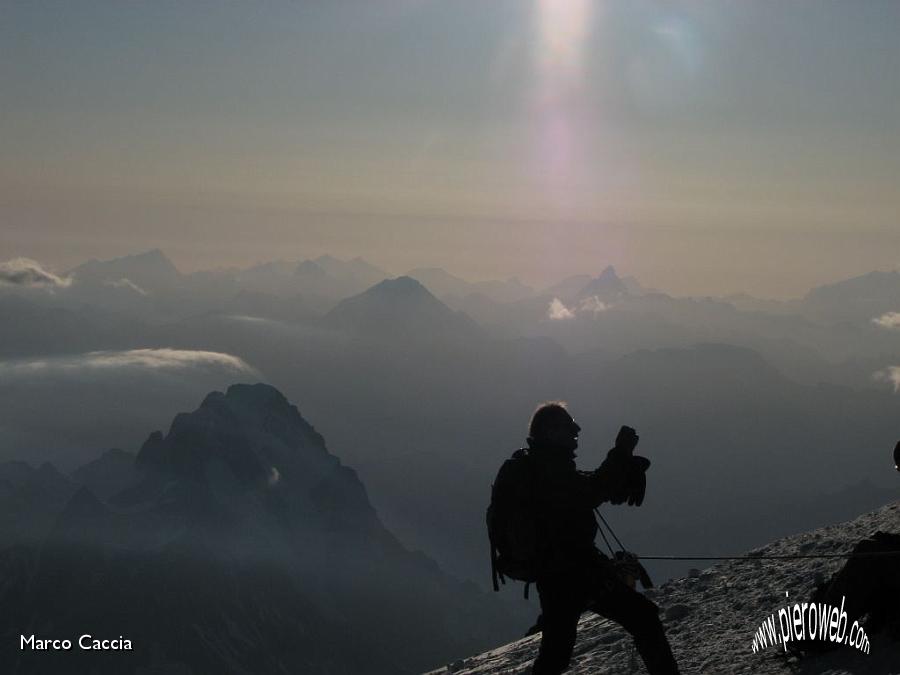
[528,402,581,452]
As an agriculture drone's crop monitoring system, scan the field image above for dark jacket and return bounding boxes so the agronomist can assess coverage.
[525,443,615,574]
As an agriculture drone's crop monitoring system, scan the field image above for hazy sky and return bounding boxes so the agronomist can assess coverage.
[2,1,899,297]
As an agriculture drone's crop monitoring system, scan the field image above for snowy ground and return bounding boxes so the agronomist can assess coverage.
[426,501,900,675]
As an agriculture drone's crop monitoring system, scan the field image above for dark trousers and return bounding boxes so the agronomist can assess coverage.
[532,560,679,675]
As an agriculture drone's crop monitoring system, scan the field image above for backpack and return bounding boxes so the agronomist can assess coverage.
[487,449,541,591]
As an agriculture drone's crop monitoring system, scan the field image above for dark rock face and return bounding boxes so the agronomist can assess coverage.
[0,384,512,675]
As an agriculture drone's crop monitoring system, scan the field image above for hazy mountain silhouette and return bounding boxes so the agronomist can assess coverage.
[313,254,388,290]
[3,252,900,590]
[542,273,594,299]
[70,448,137,500]
[323,276,483,341]
[407,267,476,298]
[68,249,181,294]
[231,259,298,293]
[408,268,534,304]
[0,460,76,544]
[0,384,517,674]
[800,269,900,323]
[575,265,629,302]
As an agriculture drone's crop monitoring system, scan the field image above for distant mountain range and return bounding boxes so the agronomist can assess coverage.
[3,249,900,592]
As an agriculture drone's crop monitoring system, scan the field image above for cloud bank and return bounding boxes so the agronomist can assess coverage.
[0,348,258,377]
[0,258,71,288]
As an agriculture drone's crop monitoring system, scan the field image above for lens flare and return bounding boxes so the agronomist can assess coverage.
[536,0,592,89]
[531,0,594,214]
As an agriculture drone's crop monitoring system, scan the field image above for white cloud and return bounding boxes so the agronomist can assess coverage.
[873,366,900,392]
[0,258,71,288]
[548,295,612,320]
[0,348,258,377]
[548,298,575,320]
[225,314,279,325]
[872,312,900,329]
[104,278,148,296]
[579,295,610,315]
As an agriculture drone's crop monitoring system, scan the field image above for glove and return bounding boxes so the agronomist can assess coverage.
[623,455,650,506]
[600,425,651,506]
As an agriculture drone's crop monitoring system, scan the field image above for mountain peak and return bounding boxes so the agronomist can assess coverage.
[369,275,432,296]
[135,383,332,490]
[577,266,628,300]
[294,259,329,277]
[68,249,181,290]
[220,382,292,412]
[323,276,482,340]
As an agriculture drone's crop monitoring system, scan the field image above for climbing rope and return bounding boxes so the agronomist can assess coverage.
[590,509,900,675]
[594,508,900,562]
[637,552,900,561]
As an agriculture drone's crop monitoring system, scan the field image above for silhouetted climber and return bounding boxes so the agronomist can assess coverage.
[488,402,679,675]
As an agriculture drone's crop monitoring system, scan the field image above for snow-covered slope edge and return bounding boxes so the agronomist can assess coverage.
[426,500,900,675]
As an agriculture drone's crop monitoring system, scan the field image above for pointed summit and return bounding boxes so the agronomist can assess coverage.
[577,266,628,301]
[135,383,332,491]
[323,276,482,340]
[369,275,430,296]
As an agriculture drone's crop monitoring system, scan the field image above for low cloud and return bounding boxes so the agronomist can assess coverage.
[579,295,610,315]
[873,366,900,392]
[548,296,611,320]
[548,298,575,320]
[0,348,258,377]
[104,278,148,296]
[0,258,71,288]
[872,312,900,329]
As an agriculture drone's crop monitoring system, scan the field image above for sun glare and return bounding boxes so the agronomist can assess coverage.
[532,0,595,213]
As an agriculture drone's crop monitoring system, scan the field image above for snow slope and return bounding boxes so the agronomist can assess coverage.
[426,501,900,675]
